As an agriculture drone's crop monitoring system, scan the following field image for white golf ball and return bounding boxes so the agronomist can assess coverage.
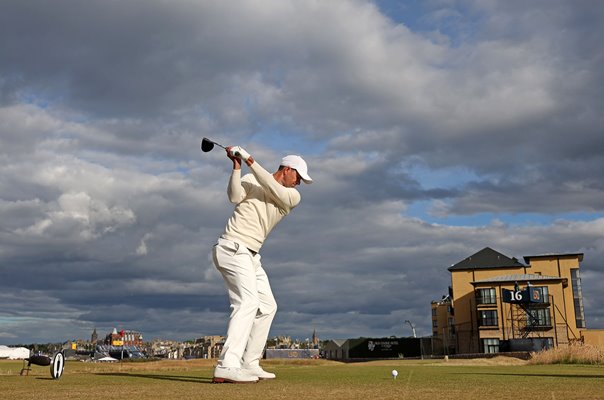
[391,369,398,377]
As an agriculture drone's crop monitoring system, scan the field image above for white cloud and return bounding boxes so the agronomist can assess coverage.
[136,233,151,256]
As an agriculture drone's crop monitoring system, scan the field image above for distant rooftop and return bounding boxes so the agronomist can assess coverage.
[523,252,584,264]
[472,274,564,285]
[448,247,524,271]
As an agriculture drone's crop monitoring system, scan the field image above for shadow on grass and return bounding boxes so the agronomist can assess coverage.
[97,372,213,384]
[452,372,604,379]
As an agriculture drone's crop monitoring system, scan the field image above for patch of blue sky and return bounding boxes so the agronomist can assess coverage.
[19,91,53,109]
[237,90,326,157]
[407,200,604,227]
[372,0,486,48]
[404,162,482,190]
[371,0,427,30]
[18,88,91,124]
[18,85,71,109]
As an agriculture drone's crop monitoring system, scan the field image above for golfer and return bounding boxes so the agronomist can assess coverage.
[212,145,312,384]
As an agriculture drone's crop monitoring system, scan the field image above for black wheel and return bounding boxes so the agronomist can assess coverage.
[50,352,65,379]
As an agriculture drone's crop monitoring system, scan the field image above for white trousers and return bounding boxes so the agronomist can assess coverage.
[213,238,277,368]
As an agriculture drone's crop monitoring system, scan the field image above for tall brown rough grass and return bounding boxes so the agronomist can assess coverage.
[528,343,604,365]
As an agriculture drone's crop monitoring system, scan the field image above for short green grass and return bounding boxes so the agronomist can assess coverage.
[1,357,603,400]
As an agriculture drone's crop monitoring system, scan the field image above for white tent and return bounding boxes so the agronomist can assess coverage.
[0,345,30,359]
[97,356,118,362]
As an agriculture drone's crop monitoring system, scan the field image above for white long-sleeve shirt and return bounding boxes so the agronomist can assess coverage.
[221,162,300,252]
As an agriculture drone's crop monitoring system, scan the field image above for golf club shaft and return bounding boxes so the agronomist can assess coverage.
[209,139,226,149]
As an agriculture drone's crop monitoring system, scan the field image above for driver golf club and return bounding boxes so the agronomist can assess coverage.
[201,137,227,153]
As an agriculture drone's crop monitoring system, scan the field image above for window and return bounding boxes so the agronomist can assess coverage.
[479,310,498,326]
[432,308,437,317]
[476,288,497,304]
[448,318,455,337]
[433,319,438,328]
[527,308,551,327]
[544,338,554,350]
[571,269,586,328]
[538,286,548,301]
[483,338,499,353]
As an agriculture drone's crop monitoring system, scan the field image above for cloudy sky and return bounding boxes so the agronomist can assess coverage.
[1,0,603,345]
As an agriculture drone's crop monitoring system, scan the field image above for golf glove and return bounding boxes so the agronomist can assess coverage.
[230,146,251,161]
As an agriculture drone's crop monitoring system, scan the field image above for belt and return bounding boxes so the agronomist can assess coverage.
[219,237,258,256]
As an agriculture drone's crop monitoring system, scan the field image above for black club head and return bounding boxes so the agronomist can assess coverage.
[201,138,215,152]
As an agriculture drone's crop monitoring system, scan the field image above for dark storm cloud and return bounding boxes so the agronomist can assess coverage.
[1,0,234,116]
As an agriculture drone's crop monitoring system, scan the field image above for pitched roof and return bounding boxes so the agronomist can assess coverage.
[329,339,347,347]
[448,247,525,271]
[472,273,564,285]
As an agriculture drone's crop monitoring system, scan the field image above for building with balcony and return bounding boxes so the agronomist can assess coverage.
[433,247,604,354]
[431,295,455,355]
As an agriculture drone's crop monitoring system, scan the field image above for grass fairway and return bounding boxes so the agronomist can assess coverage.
[1,357,603,400]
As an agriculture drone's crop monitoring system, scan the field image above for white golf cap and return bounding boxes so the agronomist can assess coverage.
[280,155,313,184]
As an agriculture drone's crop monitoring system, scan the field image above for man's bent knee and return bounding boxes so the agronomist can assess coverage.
[259,302,277,317]
[232,298,261,316]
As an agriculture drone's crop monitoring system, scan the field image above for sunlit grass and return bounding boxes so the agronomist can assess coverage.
[1,357,603,400]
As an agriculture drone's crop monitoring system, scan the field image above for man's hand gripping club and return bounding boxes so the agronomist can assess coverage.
[226,146,254,168]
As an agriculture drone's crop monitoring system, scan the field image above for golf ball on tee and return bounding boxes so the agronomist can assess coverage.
[391,369,398,378]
